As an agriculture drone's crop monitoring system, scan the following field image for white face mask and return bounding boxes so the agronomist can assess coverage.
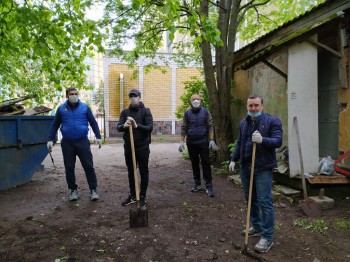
[68,95,78,104]
[130,97,139,106]
[191,99,201,108]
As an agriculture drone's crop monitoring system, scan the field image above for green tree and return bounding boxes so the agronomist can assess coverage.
[101,0,324,164]
[94,80,104,114]
[0,0,105,104]
[175,77,208,120]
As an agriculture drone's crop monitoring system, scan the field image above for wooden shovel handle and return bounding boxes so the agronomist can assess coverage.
[244,142,256,249]
[129,125,140,202]
[294,116,308,200]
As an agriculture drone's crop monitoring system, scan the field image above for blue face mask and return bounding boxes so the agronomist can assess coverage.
[247,111,261,118]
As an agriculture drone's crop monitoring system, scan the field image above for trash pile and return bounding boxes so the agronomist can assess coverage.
[0,96,52,116]
[275,146,350,179]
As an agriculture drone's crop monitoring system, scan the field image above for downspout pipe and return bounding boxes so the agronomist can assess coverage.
[120,73,124,111]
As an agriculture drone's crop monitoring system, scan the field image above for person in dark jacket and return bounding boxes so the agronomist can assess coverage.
[117,89,153,208]
[47,87,102,201]
[179,94,218,197]
[229,94,282,253]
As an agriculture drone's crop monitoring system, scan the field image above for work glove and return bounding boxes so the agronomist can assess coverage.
[178,141,185,152]
[127,116,138,128]
[123,119,131,129]
[47,141,53,152]
[229,161,235,172]
[96,139,102,149]
[252,130,263,144]
[209,140,218,151]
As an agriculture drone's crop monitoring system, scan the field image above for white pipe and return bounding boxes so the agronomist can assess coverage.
[120,73,124,111]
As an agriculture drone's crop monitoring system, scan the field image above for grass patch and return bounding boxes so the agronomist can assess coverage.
[183,202,193,214]
[335,219,350,229]
[293,218,328,235]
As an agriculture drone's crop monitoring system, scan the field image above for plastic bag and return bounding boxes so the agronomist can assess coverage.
[318,156,334,175]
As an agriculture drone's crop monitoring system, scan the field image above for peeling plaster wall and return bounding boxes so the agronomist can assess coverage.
[250,53,288,146]
[233,52,288,145]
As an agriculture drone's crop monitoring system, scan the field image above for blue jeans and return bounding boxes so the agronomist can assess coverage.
[240,166,274,241]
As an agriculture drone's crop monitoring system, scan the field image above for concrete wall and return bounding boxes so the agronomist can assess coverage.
[288,42,319,176]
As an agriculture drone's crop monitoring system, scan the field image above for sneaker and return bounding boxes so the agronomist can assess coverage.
[140,197,147,208]
[191,183,202,192]
[121,194,137,206]
[240,227,261,237]
[205,185,214,197]
[69,189,79,201]
[90,189,99,201]
[255,238,273,253]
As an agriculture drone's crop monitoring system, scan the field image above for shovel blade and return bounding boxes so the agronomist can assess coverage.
[300,199,322,217]
[130,208,148,228]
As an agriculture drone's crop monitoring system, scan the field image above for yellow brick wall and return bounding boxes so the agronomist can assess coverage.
[176,68,202,110]
[108,64,202,120]
[143,67,171,119]
[108,64,138,118]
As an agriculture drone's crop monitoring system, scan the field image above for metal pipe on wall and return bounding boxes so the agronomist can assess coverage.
[120,73,124,111]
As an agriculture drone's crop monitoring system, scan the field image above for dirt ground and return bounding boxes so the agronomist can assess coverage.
[0,142,350,262]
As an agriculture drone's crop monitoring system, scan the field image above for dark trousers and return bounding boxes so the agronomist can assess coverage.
[61,137,97,190]
[187,142,212,185]
[124,144,150,198]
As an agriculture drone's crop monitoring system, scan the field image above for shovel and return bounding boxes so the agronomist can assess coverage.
[244,142,257,252]
[235,143,271,260]
[294,116,322,217]
[129,125,148,228]
[48,150,56,168]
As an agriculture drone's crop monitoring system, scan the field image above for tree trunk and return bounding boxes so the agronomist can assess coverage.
[199,0,234,165]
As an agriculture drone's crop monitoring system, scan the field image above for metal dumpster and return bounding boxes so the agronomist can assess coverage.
[0,115,55,190]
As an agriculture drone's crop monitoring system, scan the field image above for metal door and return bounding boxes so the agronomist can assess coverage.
[318,52,339,159]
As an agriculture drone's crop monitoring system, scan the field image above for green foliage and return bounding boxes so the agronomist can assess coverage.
[238,0,326,42]
[214,141,237,176]
[293,218,328,235]
[0,0,105,104]
[335,219,350,229]
[181,148,190,160]
[175,76,208,120]
[94,80,104,113]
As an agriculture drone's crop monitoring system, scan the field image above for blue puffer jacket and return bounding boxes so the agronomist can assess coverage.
[231,112,283,171]
[48,100,101,140]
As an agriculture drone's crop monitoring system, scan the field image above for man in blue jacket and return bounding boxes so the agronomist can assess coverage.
[229,94,282,253]
[47,87,102,201]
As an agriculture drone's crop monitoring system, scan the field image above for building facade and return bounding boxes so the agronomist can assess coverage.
[103,53,202,138]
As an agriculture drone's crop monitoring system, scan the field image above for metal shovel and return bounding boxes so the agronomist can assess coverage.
[129,125,148,228]
[294,116,322,217]
[48,150,56,168]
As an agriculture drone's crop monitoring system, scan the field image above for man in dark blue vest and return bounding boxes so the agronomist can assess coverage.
[179,94,218,197]
[47,87,102,202]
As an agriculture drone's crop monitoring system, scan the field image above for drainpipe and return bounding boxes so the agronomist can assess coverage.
[120,73,124,111]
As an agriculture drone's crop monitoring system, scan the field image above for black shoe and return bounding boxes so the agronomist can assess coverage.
[191,182,202,192]
[140,197,147,208]
[206,185,214,197]
[121,194,136,206]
